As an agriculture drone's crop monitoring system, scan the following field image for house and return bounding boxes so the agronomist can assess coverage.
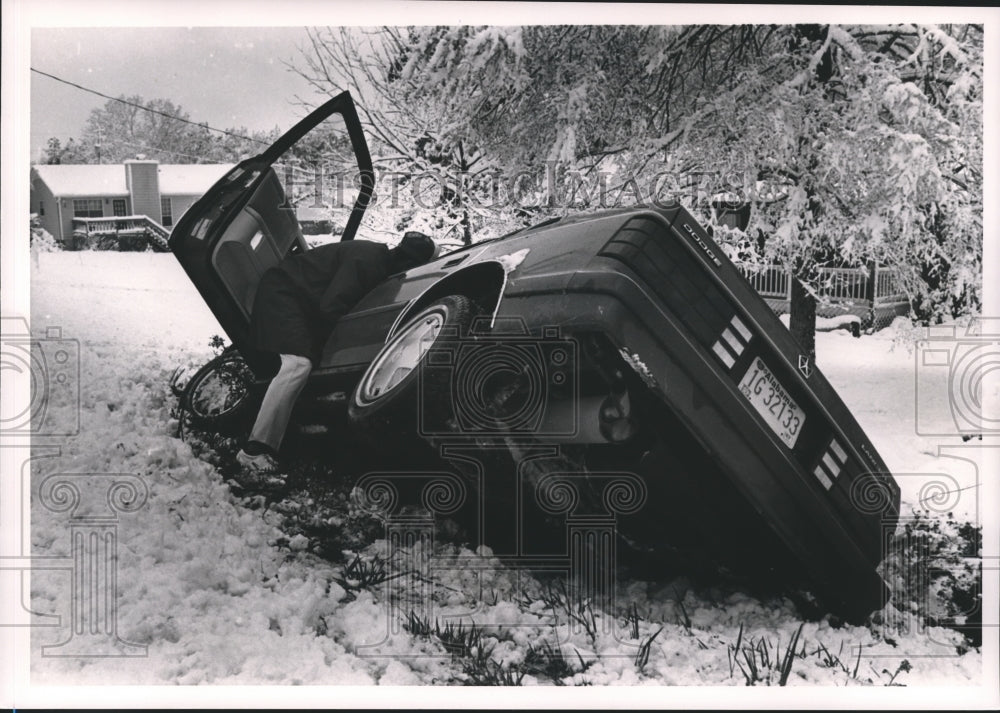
[30,160,233,247]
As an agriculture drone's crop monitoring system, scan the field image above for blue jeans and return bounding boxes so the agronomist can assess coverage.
[248,353,312,451]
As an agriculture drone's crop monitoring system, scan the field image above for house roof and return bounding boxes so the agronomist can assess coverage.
[32,164,128,197]
[159,164,234,195]
[32,163,234,197]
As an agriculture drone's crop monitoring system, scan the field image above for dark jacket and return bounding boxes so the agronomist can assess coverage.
[251,240,391,362]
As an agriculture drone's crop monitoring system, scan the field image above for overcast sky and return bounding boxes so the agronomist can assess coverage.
[30,26,329,162]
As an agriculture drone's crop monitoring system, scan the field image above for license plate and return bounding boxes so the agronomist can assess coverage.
[737,357,805,448]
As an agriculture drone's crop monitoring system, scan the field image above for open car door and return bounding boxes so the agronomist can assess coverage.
[169,91,374,377]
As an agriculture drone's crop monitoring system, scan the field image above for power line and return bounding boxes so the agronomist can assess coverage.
[39,132,241,164]
[31,67,270,147]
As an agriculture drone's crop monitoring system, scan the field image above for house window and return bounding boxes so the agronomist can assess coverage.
[160,197,173,227]
[38,201,45,216]
[112,199,127,217]
[72,199,103,218]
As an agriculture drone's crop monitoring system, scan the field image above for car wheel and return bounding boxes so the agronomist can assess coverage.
[181,349,262,436]
[348,295,481,439]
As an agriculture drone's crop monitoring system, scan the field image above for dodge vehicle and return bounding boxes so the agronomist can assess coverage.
[169,92,901,623]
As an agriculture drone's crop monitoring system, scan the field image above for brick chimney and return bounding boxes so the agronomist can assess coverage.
[124,159,161,222]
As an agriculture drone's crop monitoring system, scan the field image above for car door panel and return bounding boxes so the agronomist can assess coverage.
[210,168,305,318]
[318,303,405,369]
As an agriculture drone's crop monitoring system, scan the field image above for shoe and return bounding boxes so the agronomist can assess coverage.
[236,449,280,474]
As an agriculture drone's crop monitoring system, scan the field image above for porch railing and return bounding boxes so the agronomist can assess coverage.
[745,265,790,299]
[71,215,170,251]
[817,267,868,302]
[874,268,907,304]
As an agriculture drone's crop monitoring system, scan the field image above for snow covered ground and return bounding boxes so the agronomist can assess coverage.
[22,251,992,693]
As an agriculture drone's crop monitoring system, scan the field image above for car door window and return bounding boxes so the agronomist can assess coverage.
[210,112,372,318]
[270,112,362,247]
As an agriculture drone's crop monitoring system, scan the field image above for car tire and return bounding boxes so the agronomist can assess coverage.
[181,349,262,436]
[348,295,481,440]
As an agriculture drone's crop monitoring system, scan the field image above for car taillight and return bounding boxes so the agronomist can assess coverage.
[711,314,753,370]
[813,438,848,490]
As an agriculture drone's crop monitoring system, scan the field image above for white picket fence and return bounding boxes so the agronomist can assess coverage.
[739,264,906,305]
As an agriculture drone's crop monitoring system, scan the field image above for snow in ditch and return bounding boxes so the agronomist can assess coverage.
[21,251,990,691]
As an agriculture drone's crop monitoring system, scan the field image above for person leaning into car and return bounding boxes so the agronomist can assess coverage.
[237,232,438,474]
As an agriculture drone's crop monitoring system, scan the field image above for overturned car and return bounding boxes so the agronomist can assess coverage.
[169,92,901,623]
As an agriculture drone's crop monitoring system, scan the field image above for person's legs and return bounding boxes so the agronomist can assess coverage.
[247,353,313,453]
